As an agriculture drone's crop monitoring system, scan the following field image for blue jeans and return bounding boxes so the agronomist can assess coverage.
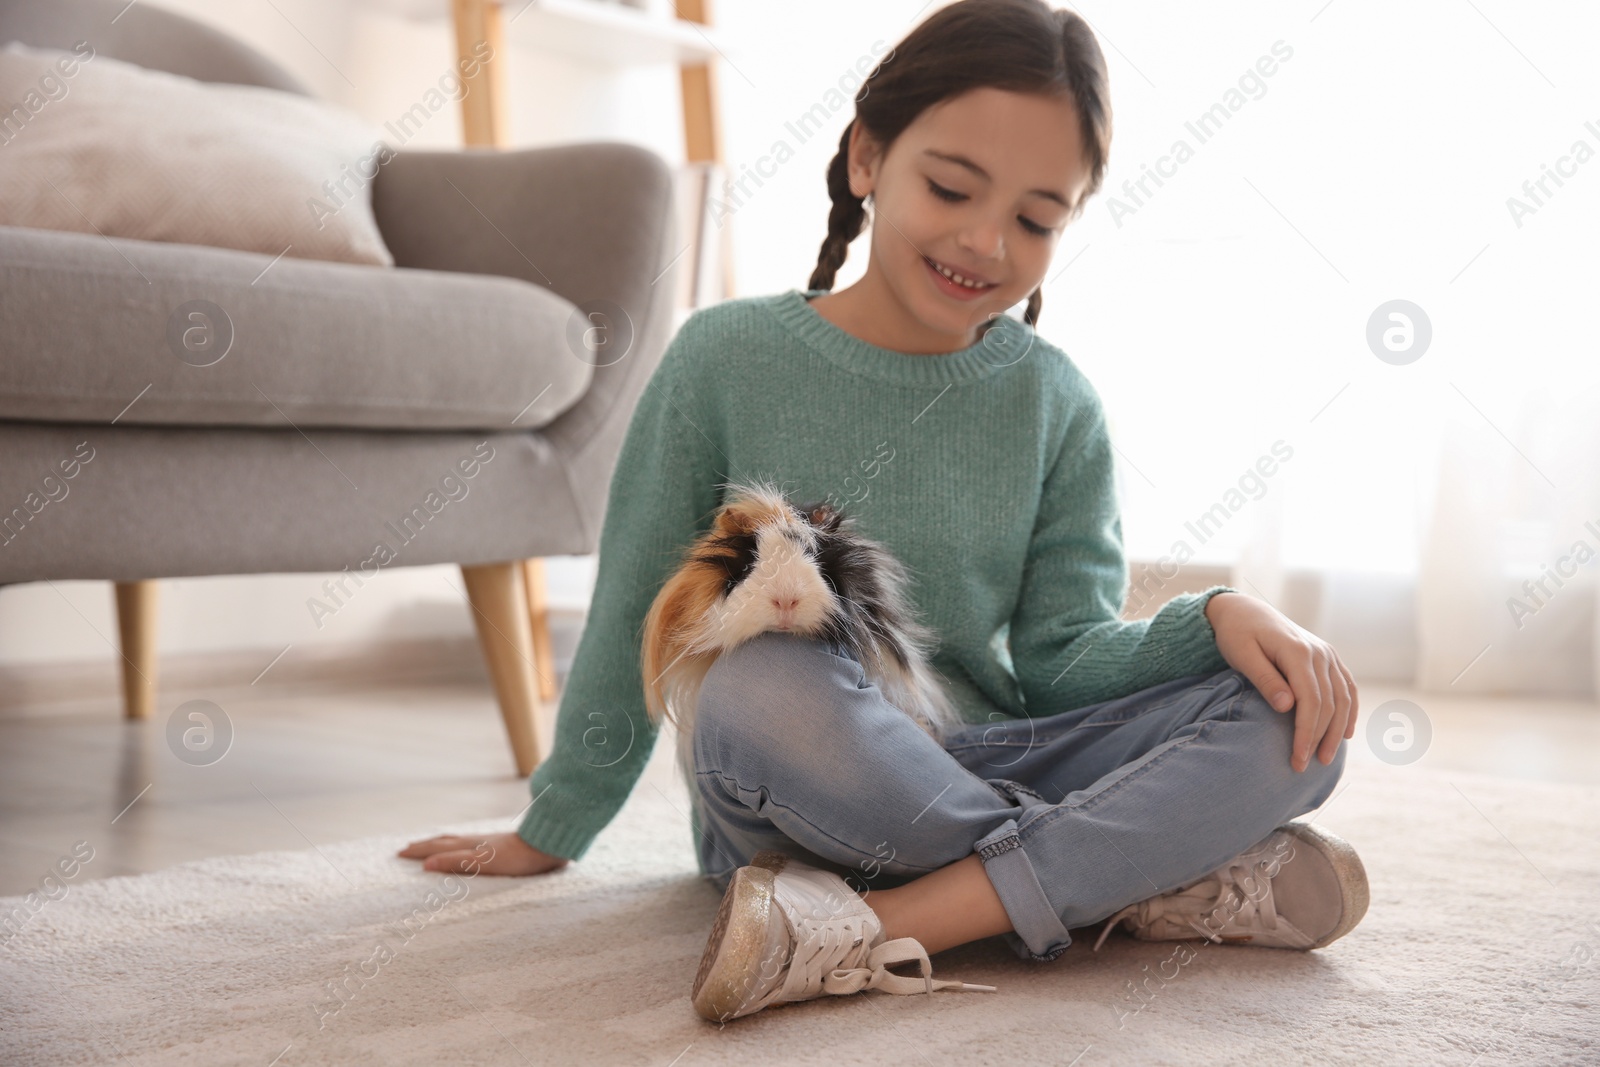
[689,631,1345,962]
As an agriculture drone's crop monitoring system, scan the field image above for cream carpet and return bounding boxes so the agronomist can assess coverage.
[3,755,1596,1066]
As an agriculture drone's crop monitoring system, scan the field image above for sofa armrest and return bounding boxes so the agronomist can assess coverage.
[371,141,683,549]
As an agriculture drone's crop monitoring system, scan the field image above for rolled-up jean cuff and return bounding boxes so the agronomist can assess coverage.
[973,818,1073,962]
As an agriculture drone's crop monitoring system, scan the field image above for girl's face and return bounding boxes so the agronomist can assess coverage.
[845,87,1090,349]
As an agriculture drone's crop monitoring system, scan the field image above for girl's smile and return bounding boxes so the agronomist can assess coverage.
[921,253,997,298]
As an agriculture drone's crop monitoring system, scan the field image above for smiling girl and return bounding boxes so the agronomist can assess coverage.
[401,0,1368,1021]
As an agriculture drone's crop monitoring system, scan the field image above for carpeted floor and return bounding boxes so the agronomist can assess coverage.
[2,755,1596,1066]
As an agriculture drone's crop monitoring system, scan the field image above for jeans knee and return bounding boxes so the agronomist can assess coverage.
[693,632,839,768]
[1226,671,1348,815]
[1303,735,1347,808]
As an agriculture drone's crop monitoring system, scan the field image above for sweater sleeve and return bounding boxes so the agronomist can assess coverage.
[515,329,725,861]
[1008,378,1236,718]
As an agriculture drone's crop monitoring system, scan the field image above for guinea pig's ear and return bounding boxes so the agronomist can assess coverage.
[798,499,843,533]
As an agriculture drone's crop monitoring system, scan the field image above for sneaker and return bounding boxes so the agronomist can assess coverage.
[1091,820,1369,952]
[691,849,997,1022]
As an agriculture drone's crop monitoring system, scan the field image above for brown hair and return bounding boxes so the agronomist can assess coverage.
[807,0,1112,329]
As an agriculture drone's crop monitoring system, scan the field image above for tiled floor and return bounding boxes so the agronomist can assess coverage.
[1,670,1596,896]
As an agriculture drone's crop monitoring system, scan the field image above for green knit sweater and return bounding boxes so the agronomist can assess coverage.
[516,288,1236,861]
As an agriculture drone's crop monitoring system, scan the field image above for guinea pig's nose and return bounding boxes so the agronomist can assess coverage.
[772,595,798,614]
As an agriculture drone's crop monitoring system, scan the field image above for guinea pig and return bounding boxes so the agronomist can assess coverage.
[640,477,963,787]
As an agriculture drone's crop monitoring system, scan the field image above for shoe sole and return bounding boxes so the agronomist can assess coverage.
[1279,820,1370,948]
[691,850,791,1022]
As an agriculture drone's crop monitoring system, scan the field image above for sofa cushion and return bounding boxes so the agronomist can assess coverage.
[0,41,394,266]
[0,225,596,433]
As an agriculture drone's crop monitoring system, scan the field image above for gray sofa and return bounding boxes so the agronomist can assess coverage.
[0,0,682,775]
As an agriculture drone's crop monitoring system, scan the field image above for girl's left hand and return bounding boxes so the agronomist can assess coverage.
[1204,592,1359,773]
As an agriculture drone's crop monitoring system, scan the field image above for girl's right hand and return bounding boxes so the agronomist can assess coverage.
[397,831,571,876]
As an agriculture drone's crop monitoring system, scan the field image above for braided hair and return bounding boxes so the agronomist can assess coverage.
[808,0,1112,331]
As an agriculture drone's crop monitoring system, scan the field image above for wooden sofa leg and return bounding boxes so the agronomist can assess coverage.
[461,561,543,776]
[113,580,159,721]
[520,558,558,703]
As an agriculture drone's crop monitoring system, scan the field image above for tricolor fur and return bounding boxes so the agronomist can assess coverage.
[641,478,962,795]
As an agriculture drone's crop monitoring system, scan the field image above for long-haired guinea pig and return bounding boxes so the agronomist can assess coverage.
[641,478,963,781]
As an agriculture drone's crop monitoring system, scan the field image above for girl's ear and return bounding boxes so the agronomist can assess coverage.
[845,120,881,200]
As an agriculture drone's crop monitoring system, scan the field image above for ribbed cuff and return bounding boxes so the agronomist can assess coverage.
[514,770,617,862]
[1163,584,1237,675]
[1194,585,1239,637]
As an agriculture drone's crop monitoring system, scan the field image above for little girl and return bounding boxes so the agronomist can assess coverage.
[401,0,1368,1023]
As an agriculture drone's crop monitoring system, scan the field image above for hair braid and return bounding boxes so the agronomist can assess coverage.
[807,123,869,292]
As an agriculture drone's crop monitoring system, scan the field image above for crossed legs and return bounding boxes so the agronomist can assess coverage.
[691,632,1344,960]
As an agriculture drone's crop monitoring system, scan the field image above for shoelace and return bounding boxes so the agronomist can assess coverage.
[786,922,997,1000]
[823,937,998,996]
[1092,855,1282,952]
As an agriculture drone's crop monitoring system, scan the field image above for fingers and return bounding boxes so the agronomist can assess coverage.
[1311,654,1343,767]
[396,835,485,859]
[1339,653,1360,740]
[1287,653,1323,773]
[1238,648,1294,714]
[1229,605,1355,774]
[418,848,485,873]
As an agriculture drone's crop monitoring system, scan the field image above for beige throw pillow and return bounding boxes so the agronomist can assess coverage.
[0,40,395,266]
